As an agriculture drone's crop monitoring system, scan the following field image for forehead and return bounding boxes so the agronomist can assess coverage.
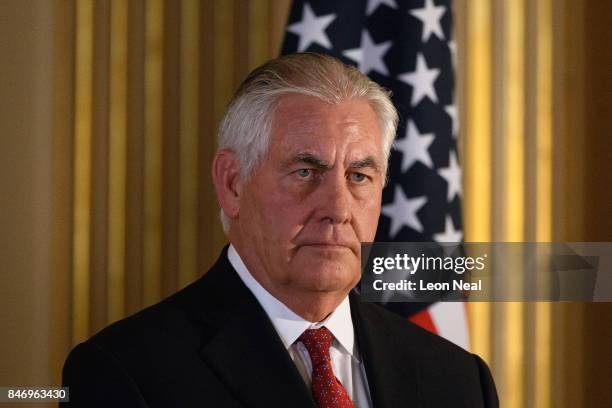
[269,94,382,157]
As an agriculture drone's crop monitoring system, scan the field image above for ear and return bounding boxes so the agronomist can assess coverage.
[212,149,242,221]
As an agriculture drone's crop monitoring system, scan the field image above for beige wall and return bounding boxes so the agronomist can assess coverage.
[0,0,61,391]
[0,1,610,407]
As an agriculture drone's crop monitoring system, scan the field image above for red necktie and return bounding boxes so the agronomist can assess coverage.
[298,327,355,408]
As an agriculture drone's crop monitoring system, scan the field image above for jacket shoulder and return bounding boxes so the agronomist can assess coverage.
[358,301,469,356]
[356,302,499,407]
[84,248,240,354]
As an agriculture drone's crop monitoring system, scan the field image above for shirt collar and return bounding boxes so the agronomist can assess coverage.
[228,244,357,360]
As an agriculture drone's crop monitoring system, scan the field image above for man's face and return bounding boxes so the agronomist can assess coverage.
[233,93,384,299]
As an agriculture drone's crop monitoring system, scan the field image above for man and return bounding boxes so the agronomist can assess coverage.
[62,53,498,407]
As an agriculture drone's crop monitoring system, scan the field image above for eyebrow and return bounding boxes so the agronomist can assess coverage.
[282,152,330,169]
[282,152,382,173]
[349,156,382,173]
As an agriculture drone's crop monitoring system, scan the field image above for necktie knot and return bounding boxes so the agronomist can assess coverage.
[299,327,334,363]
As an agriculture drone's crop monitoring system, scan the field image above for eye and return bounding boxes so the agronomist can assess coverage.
[296,168,313,179]
[350,172,368,183]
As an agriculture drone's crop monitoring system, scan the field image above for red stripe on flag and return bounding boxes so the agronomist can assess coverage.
[408,309,438,335]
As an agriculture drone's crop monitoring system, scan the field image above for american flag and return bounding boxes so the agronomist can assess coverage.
[281,0,469,349]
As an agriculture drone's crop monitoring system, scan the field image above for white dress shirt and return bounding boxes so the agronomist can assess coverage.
[228,245,372,408]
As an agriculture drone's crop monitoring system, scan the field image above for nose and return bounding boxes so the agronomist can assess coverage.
[317,173,352,225]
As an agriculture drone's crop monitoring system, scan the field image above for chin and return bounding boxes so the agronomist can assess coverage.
[290,247,360,291]
[298,263,359,293]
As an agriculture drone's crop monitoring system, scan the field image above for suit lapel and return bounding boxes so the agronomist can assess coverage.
[350,293,421,408]
[196,250,315,408]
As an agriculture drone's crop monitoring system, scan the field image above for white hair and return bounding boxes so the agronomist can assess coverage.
[217,53,398,233]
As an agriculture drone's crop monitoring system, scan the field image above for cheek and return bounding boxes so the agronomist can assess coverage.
[243,187,305,241]
[353,190,382,238]
[269,192,309,237]
[240,188,270,234]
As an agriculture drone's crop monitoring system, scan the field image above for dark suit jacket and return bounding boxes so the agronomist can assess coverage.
[62,246,498,407]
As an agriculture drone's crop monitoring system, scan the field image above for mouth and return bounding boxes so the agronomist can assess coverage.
[304,243,350,249]
[297,242,358,255]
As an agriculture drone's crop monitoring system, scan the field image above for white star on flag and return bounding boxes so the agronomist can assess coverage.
[287,3,336,52]
[394,120,435,171]
[366,0,397,16]
[343,30,392,76]
[380,264,415,303]
[381,186,427,237]
[439,150,462,201]
[444,104,458,139]
[398,53,440,106]
[433,215,463,243]
[409,0,447,42]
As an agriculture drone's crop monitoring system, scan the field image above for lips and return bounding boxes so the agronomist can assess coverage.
[304,243,349,249]
[297,241,358,253]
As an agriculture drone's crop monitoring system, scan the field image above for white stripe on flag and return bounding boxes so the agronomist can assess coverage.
[429,302,470,350]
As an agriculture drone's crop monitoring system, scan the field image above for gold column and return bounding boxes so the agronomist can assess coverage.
[248,0,270,68]
[551,1,586,405]
[179,0,200,287]
[50,0,75,383]
[144,0,163,306]
[463,0,492,364]
[108,0,128,322]
[535,3,552,243]
[72,0,94,344]
[502,0,525,406]
[269,0,291,55]
[213,0,235,139]
[534,0,553,407]
[504,0,525,242]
